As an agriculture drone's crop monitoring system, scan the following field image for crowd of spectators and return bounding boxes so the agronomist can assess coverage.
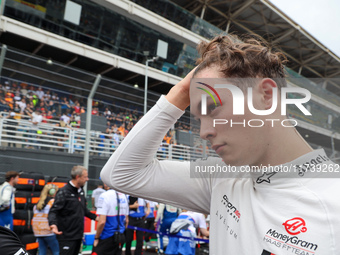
[0,79,194,149]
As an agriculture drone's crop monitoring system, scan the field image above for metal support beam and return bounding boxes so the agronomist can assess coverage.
[230,0,256,19]
[272,28,295,44]
[302,51,324,65]
[32,43,44,54]
[83,74,101,195]
[298,66,303,75]
[0,44,7,77]
[99,66,115,75]
[327,69,340,78]
[200,5,207,19]
[225,20,231,33]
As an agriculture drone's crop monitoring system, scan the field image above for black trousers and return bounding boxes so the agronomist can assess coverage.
[144,217,155,242]
[125,217,145,255]
[59,239,82,255]
[91,235,122,255]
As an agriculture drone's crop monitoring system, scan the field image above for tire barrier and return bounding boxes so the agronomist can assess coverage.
[46,176,69,189]
[16,172,45,192]
[15,191,41,210]
[18,233,38,255]
[13,209,33,234]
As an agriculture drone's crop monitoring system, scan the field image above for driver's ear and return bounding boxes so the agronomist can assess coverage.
[258,78,277,110]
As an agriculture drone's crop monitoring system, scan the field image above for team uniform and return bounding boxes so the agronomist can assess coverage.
[91,187,105,209]
[125,197,148,255]
[144,200,157,242]
[101,95,340,254]
[48,182,97,255]
[92,189,128,255]
[155,204,181,252]
[32,199,59,255]
[166,211,207,255]
[0,181,15,230]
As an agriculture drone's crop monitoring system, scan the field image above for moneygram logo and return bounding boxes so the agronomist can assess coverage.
[282,217,307,235]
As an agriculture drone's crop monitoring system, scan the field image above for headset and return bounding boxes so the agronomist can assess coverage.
[48,184,57,196]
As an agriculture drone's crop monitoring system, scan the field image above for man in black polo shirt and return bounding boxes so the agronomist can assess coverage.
[48,165,98,255]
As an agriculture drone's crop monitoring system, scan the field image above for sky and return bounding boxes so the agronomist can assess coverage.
[270,0,340,58]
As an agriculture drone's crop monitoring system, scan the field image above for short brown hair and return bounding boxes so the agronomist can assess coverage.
[195,34,288,89]
[5,171,19,182]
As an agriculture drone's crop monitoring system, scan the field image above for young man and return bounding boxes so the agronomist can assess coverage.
[0,171,19,230]
[91,183,105,210]
[101,35,340,254]
[92,184,129,255]
[48,166,98,255]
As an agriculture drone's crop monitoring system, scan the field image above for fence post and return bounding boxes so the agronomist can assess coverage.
[0,117,3,145]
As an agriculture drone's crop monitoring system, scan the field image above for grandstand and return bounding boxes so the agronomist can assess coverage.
[0,0,340,189]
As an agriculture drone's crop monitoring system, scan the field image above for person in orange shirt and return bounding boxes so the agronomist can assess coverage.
[32,184,59,255]
[118,123,126,137]
[4,93,14,110]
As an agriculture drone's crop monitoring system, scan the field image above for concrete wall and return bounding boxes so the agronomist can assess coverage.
[0,146,109,189]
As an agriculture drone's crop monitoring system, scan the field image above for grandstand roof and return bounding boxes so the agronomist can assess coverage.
[171,0,340,96]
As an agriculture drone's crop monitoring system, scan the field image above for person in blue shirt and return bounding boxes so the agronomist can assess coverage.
[125,197,150,255]
[92,185,129,255]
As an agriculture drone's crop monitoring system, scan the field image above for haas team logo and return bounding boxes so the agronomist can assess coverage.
[282,217,307,235]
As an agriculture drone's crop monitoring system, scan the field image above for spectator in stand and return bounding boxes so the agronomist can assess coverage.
[117,123,125,138]
[103,107,111,117]
[80,106,86,114]
[60,111,70,125]
[35,86,45,100]
[112,131,120,150]
[91,107,99,115]
[47,100,58,115]
[111,124,118,134]
[45,110,55,121]
[27,85,35,95]
[4,92,14,111]
[115,113,123,127]
[6,112,18,148]
[32,184,60,255]
[13,92,21,102]
[32,94,39,109]
[73,112,81,128]
[51,92,59,102]
[36,99,48,113]
[60,97,71,114]
[44,90,52,101]
[20,82,28,96]
[15,98,27,114]
[25,109,43,148]
[73,101,81,114]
